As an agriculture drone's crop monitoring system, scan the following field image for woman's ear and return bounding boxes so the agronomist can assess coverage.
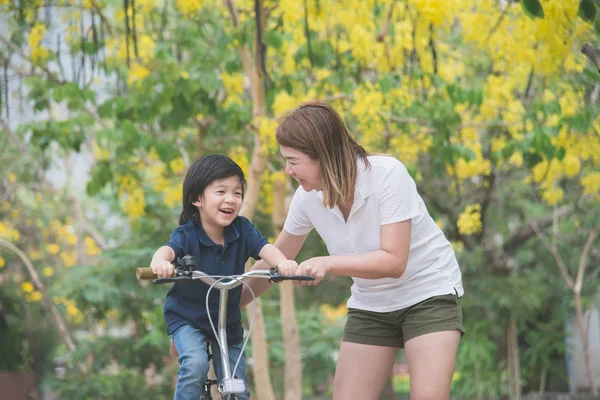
[192,198,201,207]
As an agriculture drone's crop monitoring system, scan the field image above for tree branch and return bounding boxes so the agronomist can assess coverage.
[573,221,600,294]
[0,237,76,351]
[380,112,520,133]
[0,117,27,154]
[376,1,395,42]
[0,35,109,130]
[530,221,574,289]
[582,43,600,73]
[503,206,572,255]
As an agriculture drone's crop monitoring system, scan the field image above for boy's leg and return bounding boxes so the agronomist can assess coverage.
[212,339,251,399]
[172,325,211,400]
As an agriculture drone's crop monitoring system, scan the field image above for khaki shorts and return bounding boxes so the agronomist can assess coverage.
[343,293,464,348]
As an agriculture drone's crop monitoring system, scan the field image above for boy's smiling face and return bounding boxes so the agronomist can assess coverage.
[193,175,243,229]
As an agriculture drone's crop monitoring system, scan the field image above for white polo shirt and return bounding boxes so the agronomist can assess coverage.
[283,155,464,312]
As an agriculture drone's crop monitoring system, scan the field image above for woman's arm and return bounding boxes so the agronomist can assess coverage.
[240,230,309,308]
[296,220,411,285]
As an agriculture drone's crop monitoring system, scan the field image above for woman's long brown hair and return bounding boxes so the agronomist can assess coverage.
[276,102,370,208]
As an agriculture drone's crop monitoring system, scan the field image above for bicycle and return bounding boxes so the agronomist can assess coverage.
[136,255,314,400]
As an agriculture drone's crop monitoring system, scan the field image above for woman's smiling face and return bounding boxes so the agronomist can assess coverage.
[280,145,322,192]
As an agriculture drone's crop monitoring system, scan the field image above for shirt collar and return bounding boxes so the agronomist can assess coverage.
[355,157,373,200]
[194,221,240,247]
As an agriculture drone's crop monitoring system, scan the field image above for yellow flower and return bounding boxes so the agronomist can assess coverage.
[176,0,203,17]
[457,204,482,236]
[128,62,151,85]
[562,155,581,178]
[60,251,77,267]
[0,257,5,268]
[163,185,181,209]
[451,241,464,254]
[121,187,146,220]
[169,158,186,175]
[84,237,100,256]
[21,281,34,294]
[542,186,564,206]
[273,91,302,118]
[6,172,16,183]
[66,234,78,245]
[320,303,347,322]
[43,267,54,277]
[46,243,60,254]
[67,304,79,316]
[228,147,250,179]
[27,291,42,303]
[581,172,600,195]
[29,23,50,63]
[0,222,21,242]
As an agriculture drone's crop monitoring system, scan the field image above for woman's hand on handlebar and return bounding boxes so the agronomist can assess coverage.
[276,259,299,276]
[295,256,329,287]
[151,259,174,278]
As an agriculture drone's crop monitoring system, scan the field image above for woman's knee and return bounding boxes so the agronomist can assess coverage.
[409,384,451,400]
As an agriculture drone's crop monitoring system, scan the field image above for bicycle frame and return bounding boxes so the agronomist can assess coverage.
[137,256,313,398]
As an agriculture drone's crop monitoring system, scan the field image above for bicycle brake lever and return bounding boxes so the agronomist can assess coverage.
[268,268,315,283]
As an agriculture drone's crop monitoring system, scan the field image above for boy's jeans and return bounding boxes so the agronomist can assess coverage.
[172,324,250,400]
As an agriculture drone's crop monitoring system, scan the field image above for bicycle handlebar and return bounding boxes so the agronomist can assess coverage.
[136,267,315,289]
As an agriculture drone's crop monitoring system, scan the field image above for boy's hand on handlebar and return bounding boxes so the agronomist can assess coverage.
[151,259,174,278]
[295,256,328,287]
[276,259,299,276]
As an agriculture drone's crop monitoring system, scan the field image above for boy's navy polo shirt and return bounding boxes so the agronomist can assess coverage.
[163,216,269,344]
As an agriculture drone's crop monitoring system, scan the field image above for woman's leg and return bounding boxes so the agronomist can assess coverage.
[171,325,211,400]
[333,341,399,400]
[212,339,251,400]
[404,330,461,400]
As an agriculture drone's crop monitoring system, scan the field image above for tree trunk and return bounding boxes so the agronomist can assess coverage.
[273,177,302,400]
[379,377,398,399]
[229,0,275,397]
[574,292,598,396]
[245,297,275,400]
[506,313,521,400]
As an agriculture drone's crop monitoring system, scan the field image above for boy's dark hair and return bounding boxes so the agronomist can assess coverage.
[179,155,246,225]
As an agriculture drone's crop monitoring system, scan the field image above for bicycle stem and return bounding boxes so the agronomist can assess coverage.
[218,289,232,381]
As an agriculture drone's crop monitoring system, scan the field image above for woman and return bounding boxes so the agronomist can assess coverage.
[241,102,464,400]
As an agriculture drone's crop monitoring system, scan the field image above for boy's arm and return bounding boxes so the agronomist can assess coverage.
[241,230,308,308]
[150,246,176,278]
[257,244,292,269]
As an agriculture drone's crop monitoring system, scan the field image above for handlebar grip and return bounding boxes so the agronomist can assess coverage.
[269,274,315,283]
[136,267,158,280]
[284,275,315,281]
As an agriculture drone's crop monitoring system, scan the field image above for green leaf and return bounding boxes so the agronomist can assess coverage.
[579,0,596,23]
[523,152,543,168]
[521,0,544,19]
[556,147,566,161]
[86,160,113,195]
[379,74,398,93]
